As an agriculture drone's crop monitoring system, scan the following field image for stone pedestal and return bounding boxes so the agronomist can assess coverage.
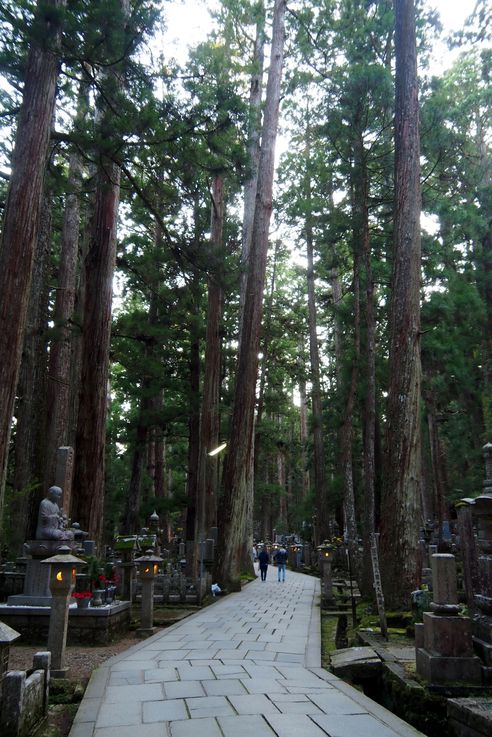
[8,540,80,607]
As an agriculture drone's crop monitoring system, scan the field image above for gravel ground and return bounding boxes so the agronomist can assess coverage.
[8,633,141,681]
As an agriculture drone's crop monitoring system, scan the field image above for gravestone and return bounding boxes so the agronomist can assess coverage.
[470,442,492,679]
[416,553,482,685]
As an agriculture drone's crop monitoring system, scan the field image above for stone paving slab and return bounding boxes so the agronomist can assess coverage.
[69,570,426,737]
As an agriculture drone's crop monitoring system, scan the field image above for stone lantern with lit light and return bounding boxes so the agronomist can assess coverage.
[134,549,163,637]
[41,546,86,676]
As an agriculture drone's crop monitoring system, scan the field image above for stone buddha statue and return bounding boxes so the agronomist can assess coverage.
[35,486,74,541]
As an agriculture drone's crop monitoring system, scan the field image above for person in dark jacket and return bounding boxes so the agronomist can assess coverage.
[274,545,288,582]
[258,545,270,581]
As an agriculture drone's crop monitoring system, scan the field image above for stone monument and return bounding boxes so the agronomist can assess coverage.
[8,486,80,607]
[470,442,492,681]
[35,486,74,542]
[416,553,482,686]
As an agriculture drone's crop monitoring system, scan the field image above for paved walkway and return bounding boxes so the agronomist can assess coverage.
[69,570,425,737]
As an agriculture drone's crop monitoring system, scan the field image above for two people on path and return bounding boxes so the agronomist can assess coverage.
[274,545,288,582]
[257,544,288,582]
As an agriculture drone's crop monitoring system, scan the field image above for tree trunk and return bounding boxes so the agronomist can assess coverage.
[196,175,225,539]
[71,161,120,544]
[299,374,310,501]
[253,240,279,547]
[44,83,87,497]
[186,275,201,545]
[0,0,66,522]
[426,393,448,533]
[10,193,52,552]
[237,3,266,570]
[380,0,422,609]
[216,0,286,588]
[306,206,329,544]
[71,0,130,545]
[277,446,287,530]
[355,130,376,597]
[238,0,266,341]
[122,393,152,534]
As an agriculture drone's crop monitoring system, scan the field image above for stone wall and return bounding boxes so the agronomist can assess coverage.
[0,602,131,645]
[0,651,50,737]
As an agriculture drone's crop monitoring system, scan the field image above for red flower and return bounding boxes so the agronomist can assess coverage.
[72,591,92,599]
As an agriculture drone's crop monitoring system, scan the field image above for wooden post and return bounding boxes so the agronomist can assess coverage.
[370,532,388,639]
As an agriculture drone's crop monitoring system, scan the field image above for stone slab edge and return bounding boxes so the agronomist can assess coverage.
[309,667,427,737]
[305,578,321,668]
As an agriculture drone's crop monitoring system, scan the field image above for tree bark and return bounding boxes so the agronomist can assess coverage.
[10,192,52,552]
[216,0,286,588]
[277,446,287,530]
[299,375,310,501]
[71,161,121,544]
[196,175,225,539]
[306,204,330,544]
[44,83,88,496]
[0,0,66,522]
[238,0,266,342]
[186,274,201,545]
[354,129,376,597]
[122,393,152,534]
[380,0,422,609]
[71,0,130,545]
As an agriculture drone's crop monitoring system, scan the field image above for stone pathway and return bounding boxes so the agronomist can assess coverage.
[69,570,425,737]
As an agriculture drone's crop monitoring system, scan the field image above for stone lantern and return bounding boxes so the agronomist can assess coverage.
[149,510,160,530]
[317,541,335,608]
[149,511,161,553]
[41,546,86,677]
[135,549,163,637]
[114,535,138,602]
[290,543,303,570]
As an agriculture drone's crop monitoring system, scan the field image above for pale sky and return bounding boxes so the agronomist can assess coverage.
[162,0,479,72]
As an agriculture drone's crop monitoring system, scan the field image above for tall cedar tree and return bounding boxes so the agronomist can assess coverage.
[0,0,66,527]
[44,80,88,497]
[304,142,330,545]
[216,0,286,588]
[71,0,130,543]
[196,175,225,540]
[380,0,422,608]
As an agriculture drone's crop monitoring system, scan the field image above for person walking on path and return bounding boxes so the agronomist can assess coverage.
[275,545,288,582]
[258,544,270,581]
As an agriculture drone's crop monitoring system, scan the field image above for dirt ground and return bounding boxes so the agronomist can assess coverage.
[9,633,140,681]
